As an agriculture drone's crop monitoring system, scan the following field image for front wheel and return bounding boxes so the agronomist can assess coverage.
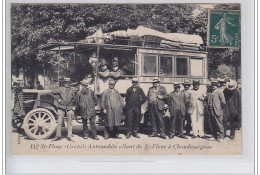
[23,108,56,139]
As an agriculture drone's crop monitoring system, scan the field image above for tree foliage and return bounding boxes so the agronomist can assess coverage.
[11,3,241,81]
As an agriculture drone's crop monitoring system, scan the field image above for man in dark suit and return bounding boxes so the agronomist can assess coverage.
[205,81,226,142]
[125,78,147,138]
[168,83,188,139]
[147,78,168,139]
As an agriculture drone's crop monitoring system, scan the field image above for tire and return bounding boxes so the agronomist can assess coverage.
[23,108,56,139]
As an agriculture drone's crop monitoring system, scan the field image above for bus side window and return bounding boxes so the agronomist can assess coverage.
[142,55,157,76]
[160,56,173,76]
[176,57,188,76]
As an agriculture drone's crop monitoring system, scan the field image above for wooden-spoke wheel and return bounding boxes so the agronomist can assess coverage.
[23,108,56,139]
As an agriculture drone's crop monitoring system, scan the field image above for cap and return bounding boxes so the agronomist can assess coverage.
[152,78,160,83]
[132,78,138,83]
[108,79,116,85]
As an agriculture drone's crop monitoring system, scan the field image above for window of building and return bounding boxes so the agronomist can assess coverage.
[142,54,157,76]
[176,57,188,76]
[190,58,203,77]
[160,56,173,76]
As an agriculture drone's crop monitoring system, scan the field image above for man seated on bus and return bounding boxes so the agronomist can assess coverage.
[110,57,123,79]
[98,58,110,78]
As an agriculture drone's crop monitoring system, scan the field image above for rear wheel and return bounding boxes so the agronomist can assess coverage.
[23,108,56,139]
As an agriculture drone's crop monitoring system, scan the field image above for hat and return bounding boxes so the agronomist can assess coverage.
[226,80,237,90]
[91,52,97,57]
[183,80,191,86]
[80,79,90,86]
[112,61,118,67]
[192,80,200,85]
[132,78,138,83]
[108,79,116,85]
[152,78,160,83]
[64,78,71,82]
[89,57,98,64]
[174,83,181,88]
[211,81,219,87]
[113,57,119,62]
[100,59,107,66]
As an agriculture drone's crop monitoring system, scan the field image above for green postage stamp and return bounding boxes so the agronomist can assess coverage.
[208,10,240,48]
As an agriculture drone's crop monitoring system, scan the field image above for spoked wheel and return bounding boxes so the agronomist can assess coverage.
[23,108,56,139]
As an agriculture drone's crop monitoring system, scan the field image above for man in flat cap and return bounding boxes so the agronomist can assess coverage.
[110,61,123,79]
[147,78,168,139]
[168,83,188,139]
[205,81,226,142]
[101,79,124,139]
[125,78,147,138]
[188,80,206,139]
[50,78,77,142]
[76,79,99,140]
[182,80,192,135]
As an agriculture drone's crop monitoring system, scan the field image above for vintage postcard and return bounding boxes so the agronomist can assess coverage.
[10,3,242,155]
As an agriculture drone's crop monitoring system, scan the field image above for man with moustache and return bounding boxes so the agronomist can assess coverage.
[205,81,226,142]
[125,78,147,138]
[101,79,124,139]
[76,79,99,140]
[147,78,168,139]
[168,83,188,139]
[50,78,77,142]
[188,80,207,139]
[181,80,192,135]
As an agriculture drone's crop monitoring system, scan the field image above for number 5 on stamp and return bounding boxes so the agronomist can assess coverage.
[208,10,240,48]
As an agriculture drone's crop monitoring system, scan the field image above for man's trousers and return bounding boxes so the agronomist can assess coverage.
[82,115,97,137]
[208,109,224,139]
[56,109,73,138]
[126,107,140,134]
[191,108,204,137]
[149,103,165,135]
[170,110,184,136]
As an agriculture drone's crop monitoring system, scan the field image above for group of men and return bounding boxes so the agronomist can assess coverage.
[50,75,240,142]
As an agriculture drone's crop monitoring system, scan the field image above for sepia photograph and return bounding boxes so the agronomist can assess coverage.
[10,3,242,155]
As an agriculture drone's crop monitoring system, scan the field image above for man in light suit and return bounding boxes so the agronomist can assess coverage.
[205,81,226,141]
[168,83,188,139]
[147,78,168,139]
[188,80,206,139]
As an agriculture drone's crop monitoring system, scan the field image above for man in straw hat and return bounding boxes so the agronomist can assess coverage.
[188,80,207,139]
[125,78,147,138]
[223,80,241,139]
[50,78,77,142]
[168,83,188,139]
[101,79,124,139]
[182,80,192,135]
[205,81,226,142]
[147,78,168,139]
[76,79,99,140]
